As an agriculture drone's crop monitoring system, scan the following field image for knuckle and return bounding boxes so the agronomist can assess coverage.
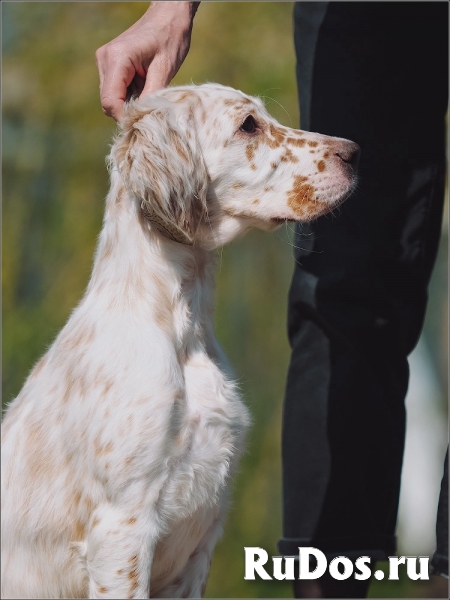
[103,42,121,58]
[95,45,106,61]
[96,42,120,64]
[101,99,114,114]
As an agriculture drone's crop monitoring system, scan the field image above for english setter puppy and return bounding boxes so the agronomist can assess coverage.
[1,83,359,599]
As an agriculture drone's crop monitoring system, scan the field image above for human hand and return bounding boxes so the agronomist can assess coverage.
[96,2,199,122]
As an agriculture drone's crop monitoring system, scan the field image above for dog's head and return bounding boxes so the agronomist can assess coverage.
[111,84,359,248]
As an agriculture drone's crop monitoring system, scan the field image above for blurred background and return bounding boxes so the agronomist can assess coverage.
[2,2,448,598]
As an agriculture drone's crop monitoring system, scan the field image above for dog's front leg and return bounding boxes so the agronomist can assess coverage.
[84,502,160,599]
[156,509,224,599]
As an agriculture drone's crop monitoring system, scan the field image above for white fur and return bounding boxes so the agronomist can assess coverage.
[1,84,358,599]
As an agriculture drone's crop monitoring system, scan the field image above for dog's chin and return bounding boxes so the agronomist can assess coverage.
[255,218,288,232]
[270,218,288,228]
[306,179,357,220]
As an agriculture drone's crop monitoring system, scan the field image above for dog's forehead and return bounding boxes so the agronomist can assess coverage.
[162,85,265,118]
[197,85,265,113]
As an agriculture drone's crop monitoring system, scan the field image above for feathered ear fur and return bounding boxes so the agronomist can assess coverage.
[112,97,209,245]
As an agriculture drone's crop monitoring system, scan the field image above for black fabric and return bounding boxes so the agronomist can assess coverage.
[280,1,448,561]
[431,449,449,577]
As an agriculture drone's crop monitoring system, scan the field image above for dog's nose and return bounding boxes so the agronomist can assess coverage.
[335,142,361,170]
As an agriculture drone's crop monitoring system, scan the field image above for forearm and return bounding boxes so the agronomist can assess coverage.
[141,2,200,30]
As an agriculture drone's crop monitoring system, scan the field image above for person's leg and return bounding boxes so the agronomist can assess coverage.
[431,449,448,578]
[280,2,448,597]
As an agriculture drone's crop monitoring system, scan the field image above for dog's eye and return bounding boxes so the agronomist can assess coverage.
[239,116,257,133]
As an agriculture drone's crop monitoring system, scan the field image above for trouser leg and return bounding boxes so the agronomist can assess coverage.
[431,449,449,578]
[280,0,448,576]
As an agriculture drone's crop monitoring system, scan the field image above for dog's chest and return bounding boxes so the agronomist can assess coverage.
[174,281,250,449]
[181,347,250,456]
[156,346,250,513]
[183,349,233,407]
[149,348,250,582]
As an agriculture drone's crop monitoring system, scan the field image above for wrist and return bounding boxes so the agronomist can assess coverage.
[145,2,199,27]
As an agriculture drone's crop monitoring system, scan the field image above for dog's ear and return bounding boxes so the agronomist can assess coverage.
[112,97,209,245]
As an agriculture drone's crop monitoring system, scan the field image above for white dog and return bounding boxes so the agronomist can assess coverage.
[1,84,359,599]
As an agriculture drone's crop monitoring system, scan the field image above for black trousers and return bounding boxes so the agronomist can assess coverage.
[279,1,448,571]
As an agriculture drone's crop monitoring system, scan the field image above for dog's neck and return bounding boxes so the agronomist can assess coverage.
[85,174,216,352]
[140,207,194,246]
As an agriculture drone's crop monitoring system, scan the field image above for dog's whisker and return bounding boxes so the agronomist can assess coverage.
[277,230,321,255]
[258,94,292,126]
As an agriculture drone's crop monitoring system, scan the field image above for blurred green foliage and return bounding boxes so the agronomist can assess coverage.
[2,2,447,598]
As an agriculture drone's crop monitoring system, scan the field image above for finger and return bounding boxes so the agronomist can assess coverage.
[101,95,125,122]
[100,61,137,122]
[127,74,146,100]
[95,47,105,88]
[140,60,173,97]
